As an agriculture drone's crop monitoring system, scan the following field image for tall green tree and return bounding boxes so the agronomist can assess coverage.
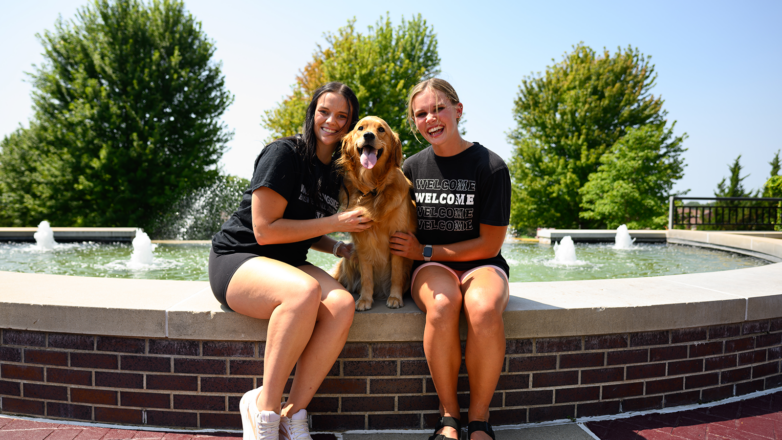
[579,125,686,229]
[769,149,781,177]
[262,14,440,157]
[714,155,757,199]
[507,44,685,230]
[0,0,233,228]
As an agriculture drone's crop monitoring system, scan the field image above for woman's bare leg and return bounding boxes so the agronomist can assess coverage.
[411,266,463,439]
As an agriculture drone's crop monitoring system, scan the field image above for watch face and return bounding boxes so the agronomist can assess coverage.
[423,245,433,257]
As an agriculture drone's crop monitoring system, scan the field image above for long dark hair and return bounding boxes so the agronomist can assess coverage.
[289,82,359,208]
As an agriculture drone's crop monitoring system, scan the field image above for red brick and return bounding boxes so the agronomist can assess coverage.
[120,391,170,408]
[702,384,734,402]
[400,360,429,375]
[2,364,43,381]
[626,363,666,380]
[581,367,624,384]
[146,374,198,391]
[721,367,751,383]
[203,341,255,357]
[556,386,599,403]
[46,368,91,386]
[146,410,198,428]
[705,354,737,371]
[560,352,604,369]
[46,402,92,420]
[651,346,688,362]
[725,337,755,353]
[370,378,420,394]
[532,370,578,388]
[631,331,669,347]
[71,388,117,405]
[308,397,339,412]
[709,324,740,339]
[0,347,21,362]
[506,339,534,354]
[201,377,252,393]
[672,328,708,344]
[602,382,643,399]
[743,321,770,335]
[0,380,21,396]
[536,337,581,353]
[175,358,226,375]
[2,397,44,415]
[753,361,779,379]
[200,412,241,429]
[372,342,424,358]
[690,341,723,358]
[664,390,700,407]
[344,360,397,376]
[339,343,369,358]
[607,349,648,365]
[486,408,529,425]
[508,355,556,372]
[3,330,45,347]
[48,334,94,351]
[624,395,662,411]
[669,359,703,376]
[646,378,683,395]
[23,383,67,401]
[736,379,765,396]
[224,359,260,376]
[769,347,782,360]
[71,352,118,369]
[739,350,767,366]
[121,355,170,372]
[312,414,365,430]
[766,374,782,389]
[96,336,145,354]
[342,396,395,412]
[578,400,621,417]
[505,389,552,406]
[148,339,199,356]
[529,404,575,422]
[397,395,438,411]
[585,335,628,350]
[496,374,530,390]
[685,372,719,389]
[756,333,782,348]
[174,394,225,411]
[95,407,143,424]
[24,349,67,366]
[95,371,143,389]
[369,413,420,429]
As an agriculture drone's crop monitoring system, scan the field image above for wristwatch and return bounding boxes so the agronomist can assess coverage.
[423,244,433,262]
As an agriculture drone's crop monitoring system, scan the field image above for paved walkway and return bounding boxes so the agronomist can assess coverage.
[2,390,781,439]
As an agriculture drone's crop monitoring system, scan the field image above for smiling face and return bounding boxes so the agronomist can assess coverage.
[339,116,401,179]
[411,87,463,148]
[313,92,351,154]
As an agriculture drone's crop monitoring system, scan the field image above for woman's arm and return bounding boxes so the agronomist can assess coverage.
[311,235,354,258]
[252,187,371,246]
[389,223,507,262]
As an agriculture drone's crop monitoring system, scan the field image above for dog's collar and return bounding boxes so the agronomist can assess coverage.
[360,189,378,198]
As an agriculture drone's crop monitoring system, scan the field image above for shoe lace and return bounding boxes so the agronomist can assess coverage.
[284,417,311,440]
[255,413,280,439]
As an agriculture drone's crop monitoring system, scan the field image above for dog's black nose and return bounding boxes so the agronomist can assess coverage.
[363,132,375,141]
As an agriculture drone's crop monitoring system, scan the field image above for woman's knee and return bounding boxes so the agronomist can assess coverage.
[285,277,322,312]
[425,290,462,324]
[463,291,505,330]
[327,289,356,326]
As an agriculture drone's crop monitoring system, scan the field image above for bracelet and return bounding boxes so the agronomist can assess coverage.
[332,241,344,257]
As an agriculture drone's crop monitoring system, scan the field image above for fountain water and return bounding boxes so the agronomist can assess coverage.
[129,229,155,267]
[613,225,636,250]
[552,236,578,264]
[34,221,57,251]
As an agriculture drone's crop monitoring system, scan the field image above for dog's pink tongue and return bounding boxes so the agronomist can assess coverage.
[360,150,377,169]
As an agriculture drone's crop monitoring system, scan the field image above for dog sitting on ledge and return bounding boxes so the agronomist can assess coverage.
[333,116,417,311]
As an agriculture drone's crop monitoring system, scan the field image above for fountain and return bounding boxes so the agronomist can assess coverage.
[550,235,590,266]
[33,220,57,251]
[613,224,636,250]
[128,229,155,267]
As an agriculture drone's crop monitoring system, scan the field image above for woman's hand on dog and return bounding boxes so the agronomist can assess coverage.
[336,242,355,259]
[333,209,373,233]
[390,232,423,260]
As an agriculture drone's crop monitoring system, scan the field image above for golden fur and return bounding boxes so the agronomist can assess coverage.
[333,116,417,311]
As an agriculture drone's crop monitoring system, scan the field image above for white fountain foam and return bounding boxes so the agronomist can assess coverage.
[34,221,57,251]
[548,236,590,267]
[613,225,637,250]
[129,229,155,267]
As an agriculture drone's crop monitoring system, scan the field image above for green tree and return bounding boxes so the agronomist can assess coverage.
[762,176,782,231]
[579,125,686,229]
[707,155,760,230]
[507,44,685,230]
[769,149,781,177]
[0,0,233,229]
[262,14,440,157]
[714,155,757,199]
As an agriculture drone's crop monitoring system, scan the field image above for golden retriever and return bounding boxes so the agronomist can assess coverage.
[333,116,417,311]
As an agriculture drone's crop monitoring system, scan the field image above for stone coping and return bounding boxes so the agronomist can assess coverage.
[537,229,667,244]
[0,230,780,343]
[0,227,137,242]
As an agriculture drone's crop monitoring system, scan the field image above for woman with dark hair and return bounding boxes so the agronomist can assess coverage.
[209,82,370,440]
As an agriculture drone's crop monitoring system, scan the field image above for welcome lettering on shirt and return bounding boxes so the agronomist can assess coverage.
[415,179,475,232]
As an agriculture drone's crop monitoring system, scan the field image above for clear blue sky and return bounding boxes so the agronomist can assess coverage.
[2,0,781,198]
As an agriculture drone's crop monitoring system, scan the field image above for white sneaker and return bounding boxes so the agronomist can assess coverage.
[239,387,280,440]
[280,409,311,440]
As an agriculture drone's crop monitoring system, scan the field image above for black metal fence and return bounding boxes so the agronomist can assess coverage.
[668,197,782,230]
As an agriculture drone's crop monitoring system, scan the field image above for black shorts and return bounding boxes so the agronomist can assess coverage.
[208,249,310,311]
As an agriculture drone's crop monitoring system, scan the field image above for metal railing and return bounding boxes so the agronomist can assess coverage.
[668,196,782,230]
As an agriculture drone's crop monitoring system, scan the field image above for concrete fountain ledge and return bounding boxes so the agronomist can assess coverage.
[1,229,781,431]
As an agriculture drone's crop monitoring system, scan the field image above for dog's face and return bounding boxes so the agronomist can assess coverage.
[341,116,402,174]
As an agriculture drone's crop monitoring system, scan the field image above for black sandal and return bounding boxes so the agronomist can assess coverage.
[467,420,495,440]
[428,416,462,440]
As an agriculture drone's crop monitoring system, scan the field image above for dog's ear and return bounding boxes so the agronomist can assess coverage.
[391,129,403,168]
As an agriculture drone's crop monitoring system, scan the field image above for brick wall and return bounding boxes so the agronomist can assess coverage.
[1,319,782,431]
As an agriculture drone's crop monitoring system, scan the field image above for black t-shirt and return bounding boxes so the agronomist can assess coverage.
[403,142,511,276]
[211,138,340,265]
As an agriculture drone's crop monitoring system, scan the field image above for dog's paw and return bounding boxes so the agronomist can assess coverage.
[355,298,373,311]
[386,296,404,309]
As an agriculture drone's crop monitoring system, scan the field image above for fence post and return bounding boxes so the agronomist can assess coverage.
[668,196,674,230]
